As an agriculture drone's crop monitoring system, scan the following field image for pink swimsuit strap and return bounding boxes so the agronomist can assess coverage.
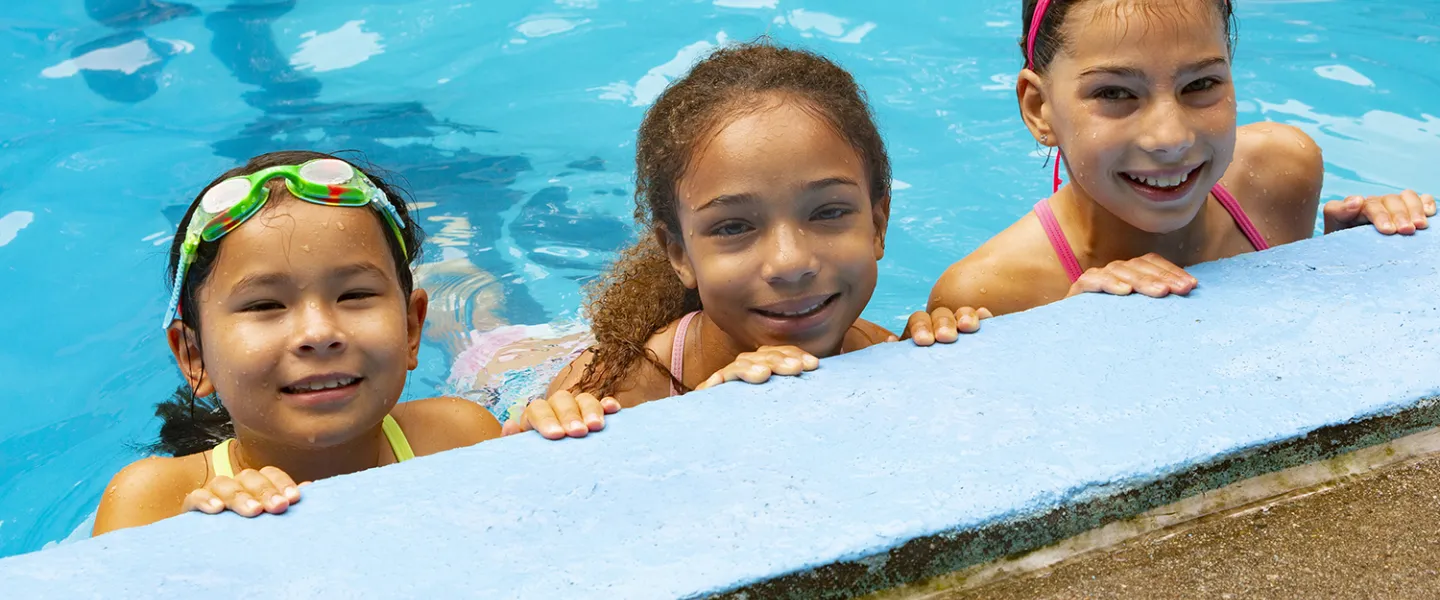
[670,311,700,397]
[1035,183,1270,284]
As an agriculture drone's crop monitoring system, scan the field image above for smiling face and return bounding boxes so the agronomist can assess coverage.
[1030,0,1237,233]
[663,95,888,357]
[170,192,426,448]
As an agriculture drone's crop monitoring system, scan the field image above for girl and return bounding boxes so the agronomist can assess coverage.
[94,151,502,535]
[930,0,1436,316]
[507,43,990,440]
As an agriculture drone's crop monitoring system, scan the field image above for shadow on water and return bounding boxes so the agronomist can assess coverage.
[78,0,635,328]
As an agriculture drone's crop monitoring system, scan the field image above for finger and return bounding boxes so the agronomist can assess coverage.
[600,397,622,414]
[977,307,994,319]
[905,311,935,346]
[930,307,959,343]
[1382,194,1415,234]
[523,397,567,440]
[259,466,301,504]
[547,391,589,438]
[501,418,522,436]
[1133,255,1197,295]
[182,489,225,514]
[1401,190,1429,230]
[1421,194,1436,217]
[695,370,728,391]
[1324,196,1366,225]
[1107,262,1171,298]
[205,476,262,517]
[953,307,981,334]
[575,393,606,431]
[736,360,775,384]
[236,469,287,514]
[755,350,807,376]
[760,346,819,370]
[1069,269,1129,297]
[1364,196,1398,234]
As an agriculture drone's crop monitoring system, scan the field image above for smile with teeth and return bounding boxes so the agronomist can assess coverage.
[283,376,360,393]
[1122,166,1200,190]
[754,294,837,318]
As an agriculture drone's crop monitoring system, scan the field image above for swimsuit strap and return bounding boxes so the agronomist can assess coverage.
[1211,183,1271,251]
[1035,199,1085,284]
[670,311,700,397]
[208,414,413,478]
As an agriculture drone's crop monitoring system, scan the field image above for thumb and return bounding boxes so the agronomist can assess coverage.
[1327,196,1365,221]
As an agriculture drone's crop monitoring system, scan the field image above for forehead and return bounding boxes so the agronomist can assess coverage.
[678,97,867,207]
[1059,0,1228,69]
[206,194,399,286]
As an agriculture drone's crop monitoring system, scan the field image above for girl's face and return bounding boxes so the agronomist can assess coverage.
[664,95,887,357]
[170,193,426,448]
[1027,0,1236,233]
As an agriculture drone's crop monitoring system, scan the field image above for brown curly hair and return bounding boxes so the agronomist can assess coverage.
[1020,0,1236,73]
[574,41,891,398]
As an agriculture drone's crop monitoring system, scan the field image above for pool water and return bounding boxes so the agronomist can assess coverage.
[0,0,1436,558]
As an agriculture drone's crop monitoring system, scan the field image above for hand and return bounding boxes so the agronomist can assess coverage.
[182,466,302,518]
[1067,253,1198,299]
[1323,191,1434,235]
[502,390,621,440]
[902,306,992,346]
[696,345,819,391]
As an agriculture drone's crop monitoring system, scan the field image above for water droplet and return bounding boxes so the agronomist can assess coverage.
[301,244,311,253]
[336,222,346,231]
[979,287,988,294]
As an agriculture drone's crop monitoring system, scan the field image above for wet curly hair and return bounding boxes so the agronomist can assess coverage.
[573,41,891,398]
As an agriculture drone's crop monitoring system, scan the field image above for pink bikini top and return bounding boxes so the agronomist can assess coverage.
[1034,184,1271,283]
[669,311,701,396]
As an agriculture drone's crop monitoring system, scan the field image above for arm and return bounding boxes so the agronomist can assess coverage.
[1229,123,1325,244]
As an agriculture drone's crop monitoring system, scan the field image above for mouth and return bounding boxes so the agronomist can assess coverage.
[281,374,363,406]
[751,293,840,319]
[1119,163,1207,203]
[748,293,842,338]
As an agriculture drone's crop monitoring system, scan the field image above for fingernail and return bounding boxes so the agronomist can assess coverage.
[270,494,284,506]
[210,498,223,509]
[245,500,260,512]
[569,420,585,431]
[285,486,298,496]
[784,357,799,367]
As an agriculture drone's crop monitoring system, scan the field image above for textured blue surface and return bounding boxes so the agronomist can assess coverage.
[1,227,1436,598]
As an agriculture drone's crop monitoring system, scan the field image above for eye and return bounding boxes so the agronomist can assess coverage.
[1183,77,1222,93]
[241,300,284,312]
[339,290,379,302]
[1093,86,1136,101]
[710,221,753,237]
[813,206,854,221]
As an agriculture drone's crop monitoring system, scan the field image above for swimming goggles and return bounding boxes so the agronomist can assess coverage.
[161,158,408,328]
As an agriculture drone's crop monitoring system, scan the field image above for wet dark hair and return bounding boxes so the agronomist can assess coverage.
[1021,0,1237,73]
[151,150,425,456]
[573,41,890,398]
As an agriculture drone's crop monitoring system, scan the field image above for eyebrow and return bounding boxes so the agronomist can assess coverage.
[1079,56,1229,80]
[228,262,390,296]
[695,177,862,212]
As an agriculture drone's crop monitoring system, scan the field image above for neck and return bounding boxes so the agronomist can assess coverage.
[1051,182,1213,268]
[229,421,390,484]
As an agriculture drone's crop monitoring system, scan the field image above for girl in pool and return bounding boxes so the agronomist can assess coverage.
[929,0,1436,316]
[93,151,502,535]
[506,42,990,440]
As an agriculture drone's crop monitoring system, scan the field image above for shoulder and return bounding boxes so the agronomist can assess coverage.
[391,396,502,455]
[93,454,207,535]
[1224,123,1324,243]
[545,320,679,407]
[930,212,1071,317]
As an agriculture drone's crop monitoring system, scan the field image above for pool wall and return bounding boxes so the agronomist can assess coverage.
[1,227,1437,598]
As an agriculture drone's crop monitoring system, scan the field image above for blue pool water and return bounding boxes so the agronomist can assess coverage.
[0,0,1436,559]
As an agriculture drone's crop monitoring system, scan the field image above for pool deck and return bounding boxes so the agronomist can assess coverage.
[1,226,1437,599]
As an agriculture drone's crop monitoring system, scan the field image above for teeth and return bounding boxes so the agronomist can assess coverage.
[290,377,357,392]
[767,298,828,317]
[1125,170,1190,189]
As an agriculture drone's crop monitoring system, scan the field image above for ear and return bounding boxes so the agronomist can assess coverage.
[166,322,214,398]
[405,288,429,371]
[656,226,697,289]
[871,194,891,261]
[1016,68,1056,147]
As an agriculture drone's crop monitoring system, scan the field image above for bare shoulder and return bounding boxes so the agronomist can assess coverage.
[930,213,1071,317]
[544,321,677,408]
[391,397,502,455]
[1224,123,1324,243]
[93,453,207,535]
[847,318,897,351]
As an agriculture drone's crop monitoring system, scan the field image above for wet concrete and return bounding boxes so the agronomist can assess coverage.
[946,454,1440,599]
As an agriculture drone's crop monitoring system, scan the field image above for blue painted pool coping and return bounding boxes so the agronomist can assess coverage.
[2,227,1437,598]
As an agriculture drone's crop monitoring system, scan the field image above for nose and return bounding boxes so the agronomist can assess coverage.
[1136,97,1195,161]
[293,302,347,357]
[759,224,819,285]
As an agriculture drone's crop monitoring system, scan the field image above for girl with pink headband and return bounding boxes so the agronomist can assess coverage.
[929,0,1435,316]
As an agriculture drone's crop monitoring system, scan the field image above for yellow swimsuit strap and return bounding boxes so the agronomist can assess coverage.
[208,415,413,478]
